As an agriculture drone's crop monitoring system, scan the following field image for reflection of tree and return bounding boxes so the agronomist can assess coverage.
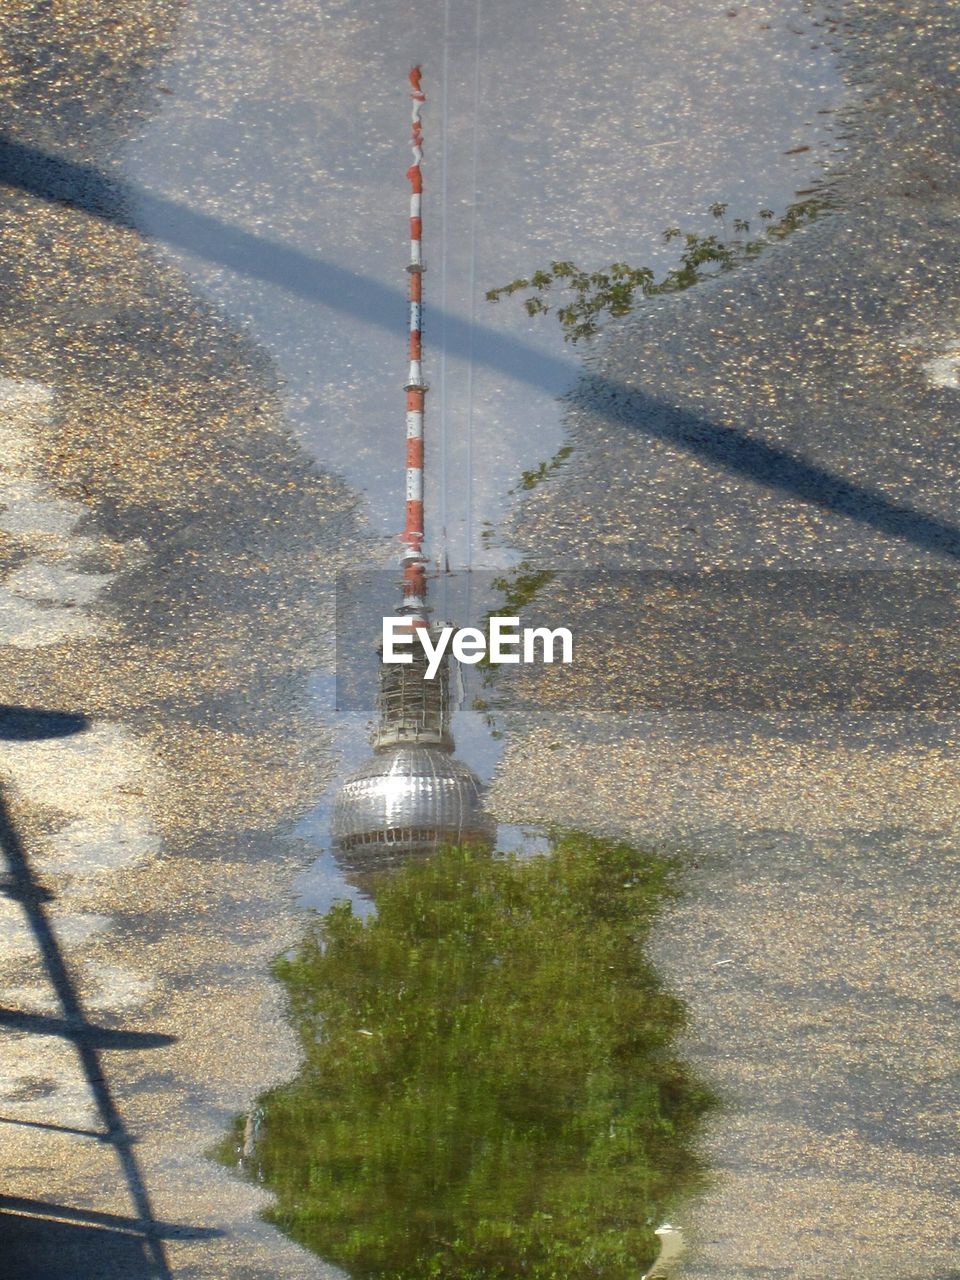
[224,834,717,1279]
[470,565,560,736]
[486,195,832,342]
[510,445,574,495]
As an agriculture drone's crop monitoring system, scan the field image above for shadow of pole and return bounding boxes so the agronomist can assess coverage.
[2,136,959,562]
[0,707,176,1279]
[0,1113,125,1142]
[0,1006,176,1048]
[0,1192,222,1238]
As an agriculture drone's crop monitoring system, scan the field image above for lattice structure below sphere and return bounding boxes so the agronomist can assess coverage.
[374,626,454,749]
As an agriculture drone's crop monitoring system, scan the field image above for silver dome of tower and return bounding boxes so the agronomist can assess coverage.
[332,743,495,869]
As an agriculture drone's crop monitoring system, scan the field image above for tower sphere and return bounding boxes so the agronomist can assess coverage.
[332,743,495,871]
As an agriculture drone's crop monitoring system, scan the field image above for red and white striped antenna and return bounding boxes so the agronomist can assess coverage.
[400,66,429,623]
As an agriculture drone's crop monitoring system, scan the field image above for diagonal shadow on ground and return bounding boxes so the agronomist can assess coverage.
[0,1194,222,1280]
[0,1007,175,1049]
[1,137,959,561]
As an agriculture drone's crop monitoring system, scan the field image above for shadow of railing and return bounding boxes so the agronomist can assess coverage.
[2,136,959,561]
[0,1194,221,1280]
[0,705,215,1279]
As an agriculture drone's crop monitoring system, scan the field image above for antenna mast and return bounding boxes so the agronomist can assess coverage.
[369,67,451,751]
[401,66,428,621]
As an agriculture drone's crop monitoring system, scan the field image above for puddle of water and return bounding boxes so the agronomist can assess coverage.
[125,0,844,570]
[5,0,958,1278]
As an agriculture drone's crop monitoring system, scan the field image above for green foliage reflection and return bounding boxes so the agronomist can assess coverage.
[487,195,833,341]
[225,834,716,1278]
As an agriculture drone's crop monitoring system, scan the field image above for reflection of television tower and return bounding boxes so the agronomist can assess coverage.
[331,68,494,872]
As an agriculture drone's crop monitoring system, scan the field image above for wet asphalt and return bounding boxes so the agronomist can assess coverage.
[491,2,960,1275]
[0,1,957,1278]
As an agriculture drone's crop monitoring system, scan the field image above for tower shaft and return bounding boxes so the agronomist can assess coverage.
[378,67,452,753]
[402,66,428,619]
